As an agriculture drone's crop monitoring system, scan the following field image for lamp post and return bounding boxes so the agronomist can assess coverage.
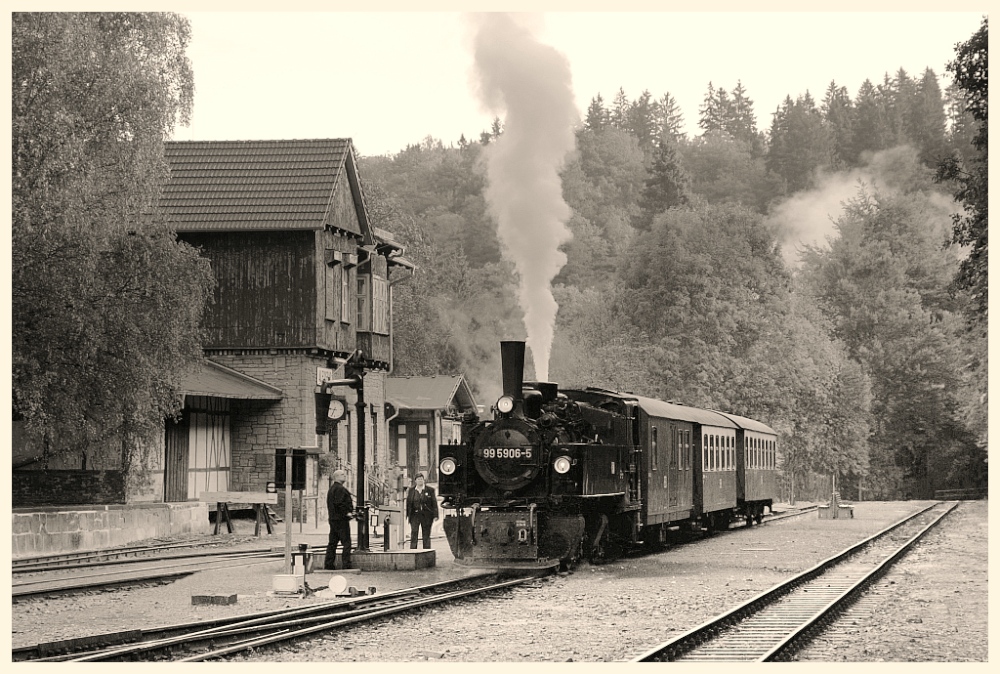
[353,370,369,552]
[322,349,369,552]
[345,353,369,552]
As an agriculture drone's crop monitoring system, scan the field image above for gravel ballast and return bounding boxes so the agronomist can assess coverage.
[10,500,987,662]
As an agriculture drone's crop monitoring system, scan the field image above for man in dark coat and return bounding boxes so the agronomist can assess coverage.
[406,473,439,549]
[324,469,354,570]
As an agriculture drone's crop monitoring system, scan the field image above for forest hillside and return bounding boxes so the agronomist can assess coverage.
[359,20,988,501]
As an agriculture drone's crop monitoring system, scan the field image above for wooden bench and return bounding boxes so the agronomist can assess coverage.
[199,491,279,535]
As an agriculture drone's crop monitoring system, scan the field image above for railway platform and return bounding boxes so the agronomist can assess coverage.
[202,515,473,601]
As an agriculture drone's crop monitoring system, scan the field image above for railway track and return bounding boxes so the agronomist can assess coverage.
[632,501,957,662]
[12,549,283,598]
[14,571,549,662]
[13,539,276,574]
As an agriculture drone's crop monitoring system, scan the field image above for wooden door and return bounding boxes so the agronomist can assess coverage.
[398,420,431,482]
[164,411,190,502]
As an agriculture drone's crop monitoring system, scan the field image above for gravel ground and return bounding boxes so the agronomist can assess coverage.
[10,500,987,662]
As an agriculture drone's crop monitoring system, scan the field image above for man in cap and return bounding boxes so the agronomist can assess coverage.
[406,472,439,549]
[324,469,354,570]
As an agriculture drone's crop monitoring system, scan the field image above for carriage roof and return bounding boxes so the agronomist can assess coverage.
[567,388,776,435]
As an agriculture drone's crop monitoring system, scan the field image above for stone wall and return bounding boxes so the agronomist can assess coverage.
[209,352,390,523]
[11,502,209,558]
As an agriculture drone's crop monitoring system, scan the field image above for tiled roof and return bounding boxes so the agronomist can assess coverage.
[160,139,358,232]
[386,375,478,412]
[179,359,283,400]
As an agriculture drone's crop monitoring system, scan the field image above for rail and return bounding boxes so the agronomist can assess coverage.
[15,571,549,662]
[632,501,957,662]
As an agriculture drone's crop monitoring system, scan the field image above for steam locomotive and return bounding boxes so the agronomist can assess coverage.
[438,341,780,568]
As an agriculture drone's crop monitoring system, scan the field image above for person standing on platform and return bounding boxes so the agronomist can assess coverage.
[324,469,354,570]
[406,473,439,549]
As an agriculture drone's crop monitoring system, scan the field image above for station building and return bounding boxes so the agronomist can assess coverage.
[12,139,415,556]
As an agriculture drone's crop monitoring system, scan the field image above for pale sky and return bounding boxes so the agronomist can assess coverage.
[167,9,986,157]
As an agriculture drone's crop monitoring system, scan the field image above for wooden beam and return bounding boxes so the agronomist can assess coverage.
[199,491,278,505]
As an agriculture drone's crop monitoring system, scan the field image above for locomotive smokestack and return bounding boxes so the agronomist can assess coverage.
[500,340,526,401]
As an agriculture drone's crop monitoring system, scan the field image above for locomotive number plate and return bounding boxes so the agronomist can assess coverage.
[480,447,533,459]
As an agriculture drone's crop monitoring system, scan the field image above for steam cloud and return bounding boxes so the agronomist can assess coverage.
[769,146,957,267]
[470,13,578,382]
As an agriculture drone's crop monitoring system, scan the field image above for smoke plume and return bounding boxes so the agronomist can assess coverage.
[470,13,578,382]
[769,145,956,267]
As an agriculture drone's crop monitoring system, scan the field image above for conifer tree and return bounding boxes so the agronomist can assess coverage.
[627,89,657,150]
[698,82,722,133]
[654,92,686,144]
[610,87,629,129]
[766,92,834,192]
[585,93,609,131]
[822,80,858,167]
[635,137,690,229]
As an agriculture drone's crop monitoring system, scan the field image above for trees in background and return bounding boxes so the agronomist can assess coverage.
[766,92,834,193]
[936,16,988,325]
[798,184,985,496]
[12,13,213,485]
[360,18,987,497]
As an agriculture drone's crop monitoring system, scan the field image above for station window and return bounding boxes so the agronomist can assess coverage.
[340,266,351,324]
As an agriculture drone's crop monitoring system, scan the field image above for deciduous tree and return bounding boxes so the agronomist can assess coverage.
[12,12,213,487]
[936,16,987,324]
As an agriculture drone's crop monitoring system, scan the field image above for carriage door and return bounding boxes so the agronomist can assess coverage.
[667,424,680,509]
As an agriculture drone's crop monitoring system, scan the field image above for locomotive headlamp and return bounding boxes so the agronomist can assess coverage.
[496,395,515,414]
[553,456,572,474]
[439,458,457,475]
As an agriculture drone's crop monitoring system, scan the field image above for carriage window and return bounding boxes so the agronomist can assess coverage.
[651,427,658,471]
